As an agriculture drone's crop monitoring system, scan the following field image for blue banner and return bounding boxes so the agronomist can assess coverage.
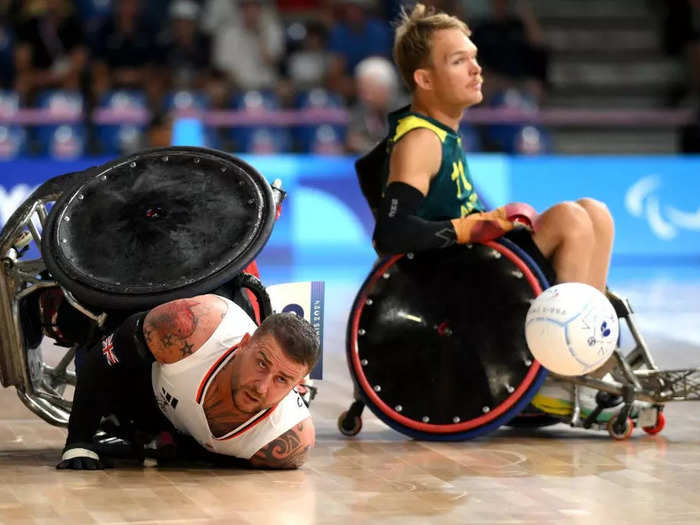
[2,155,700,273]
[509,156,700,260]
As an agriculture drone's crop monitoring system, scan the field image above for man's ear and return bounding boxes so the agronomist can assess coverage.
[240,333,251,346]
[414,68,432,91]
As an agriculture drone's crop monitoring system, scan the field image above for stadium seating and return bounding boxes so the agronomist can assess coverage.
[95,89,148,155]
[35,90,85,159]
[231,90,290,154]
[295,88,346,154]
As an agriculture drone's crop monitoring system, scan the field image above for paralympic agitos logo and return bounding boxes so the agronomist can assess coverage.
[625,175,700,240]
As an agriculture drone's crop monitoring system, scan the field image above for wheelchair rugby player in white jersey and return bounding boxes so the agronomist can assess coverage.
[0,146,323,469]
[59,294,318,470]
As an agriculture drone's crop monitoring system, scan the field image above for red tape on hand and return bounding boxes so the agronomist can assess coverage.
[504,202,538,231]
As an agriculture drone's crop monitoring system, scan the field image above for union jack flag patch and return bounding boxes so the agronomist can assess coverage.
[101,334,119,366]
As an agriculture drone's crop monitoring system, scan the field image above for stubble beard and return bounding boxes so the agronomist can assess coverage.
[231,386,264,415]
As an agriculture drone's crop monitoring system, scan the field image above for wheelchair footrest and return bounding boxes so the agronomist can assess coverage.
[635,368,700,401]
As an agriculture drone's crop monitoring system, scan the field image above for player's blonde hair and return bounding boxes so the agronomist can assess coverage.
[393,3,471,91]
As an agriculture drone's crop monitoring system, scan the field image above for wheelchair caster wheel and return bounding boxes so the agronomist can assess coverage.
[608,416,634,440]
[642,411,665,435]
[338,411,362,437]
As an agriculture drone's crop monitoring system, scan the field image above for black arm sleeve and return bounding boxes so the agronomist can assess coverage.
[372,182,457,256]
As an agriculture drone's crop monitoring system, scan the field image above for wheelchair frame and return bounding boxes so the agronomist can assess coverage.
[0,150,285,427]
[340,247,700,441]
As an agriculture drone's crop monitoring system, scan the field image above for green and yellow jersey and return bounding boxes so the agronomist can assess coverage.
[385,106,485,220]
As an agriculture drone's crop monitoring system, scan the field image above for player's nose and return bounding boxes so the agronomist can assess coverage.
[254,376,271,396]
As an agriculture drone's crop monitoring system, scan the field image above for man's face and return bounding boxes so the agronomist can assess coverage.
[422,28,483,109]
[230,333,308,415]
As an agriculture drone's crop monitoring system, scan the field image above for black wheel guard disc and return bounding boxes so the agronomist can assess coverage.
[349,243,543,432]
[42,147,275,310]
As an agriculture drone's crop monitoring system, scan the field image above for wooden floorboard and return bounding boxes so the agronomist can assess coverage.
[1,278,700,524]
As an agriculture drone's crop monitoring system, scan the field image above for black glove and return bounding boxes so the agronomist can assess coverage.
[56,443,111,470]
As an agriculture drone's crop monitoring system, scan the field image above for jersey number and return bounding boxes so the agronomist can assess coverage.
[451,160,478,217]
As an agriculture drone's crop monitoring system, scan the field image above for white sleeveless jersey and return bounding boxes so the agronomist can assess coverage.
[151,297,310,459]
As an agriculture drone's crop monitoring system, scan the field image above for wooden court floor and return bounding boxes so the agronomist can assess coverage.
[2,282,700,525]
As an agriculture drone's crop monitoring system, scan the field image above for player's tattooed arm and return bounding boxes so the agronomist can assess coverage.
[249,417,315,470]
[143,295,228,363]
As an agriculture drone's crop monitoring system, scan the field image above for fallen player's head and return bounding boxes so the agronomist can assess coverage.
[230,313,320,414]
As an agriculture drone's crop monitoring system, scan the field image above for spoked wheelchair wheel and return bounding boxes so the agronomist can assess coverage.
[342,237,551,441]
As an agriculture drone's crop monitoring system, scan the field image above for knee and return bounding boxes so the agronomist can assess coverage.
[549,201,594,239]
[576,198,614,235]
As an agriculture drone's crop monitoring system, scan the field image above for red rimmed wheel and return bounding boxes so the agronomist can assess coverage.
[608,416,634,440]
[642,411,666,435]
[343,239,552,441]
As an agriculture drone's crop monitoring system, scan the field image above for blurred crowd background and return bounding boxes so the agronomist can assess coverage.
[1,0,700,159]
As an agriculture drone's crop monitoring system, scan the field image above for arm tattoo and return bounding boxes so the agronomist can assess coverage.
[251,423,310,469]
[181,341,194,356]
[144,299,200,358]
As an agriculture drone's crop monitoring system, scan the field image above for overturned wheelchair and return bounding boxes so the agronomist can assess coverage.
[339,218,700,443]
[0,147,284,429]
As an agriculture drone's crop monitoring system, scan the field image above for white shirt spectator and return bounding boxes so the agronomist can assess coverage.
[212,3,284,91]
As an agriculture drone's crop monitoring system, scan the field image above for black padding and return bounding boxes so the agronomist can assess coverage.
[42,147,276,310]
[504,228,556,286]
[354,244,537,425]
[354,137,388,219]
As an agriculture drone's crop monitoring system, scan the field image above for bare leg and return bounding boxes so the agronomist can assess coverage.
[576,198,614,290]
[530,200,621,387]
[531,201,595,286]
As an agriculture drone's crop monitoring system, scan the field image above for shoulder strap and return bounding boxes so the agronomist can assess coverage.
[393,115,448,144]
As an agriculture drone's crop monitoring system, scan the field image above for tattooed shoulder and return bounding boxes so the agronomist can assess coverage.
[143,298,201,363]
[143,295,228,364]
[212,294,229,320]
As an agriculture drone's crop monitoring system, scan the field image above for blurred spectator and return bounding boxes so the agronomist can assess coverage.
[0,5,15,90]
[482,87,549,154]
[14,0,88,102]
[200,0,239,37]
[212,0,285,92]
[327,0,392,99]
[345,56,403,154]
[201,0,330,37]
[286,21,331,92]
[157,0,214,92]
[91,0,162,106]
[466,0,549,103]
